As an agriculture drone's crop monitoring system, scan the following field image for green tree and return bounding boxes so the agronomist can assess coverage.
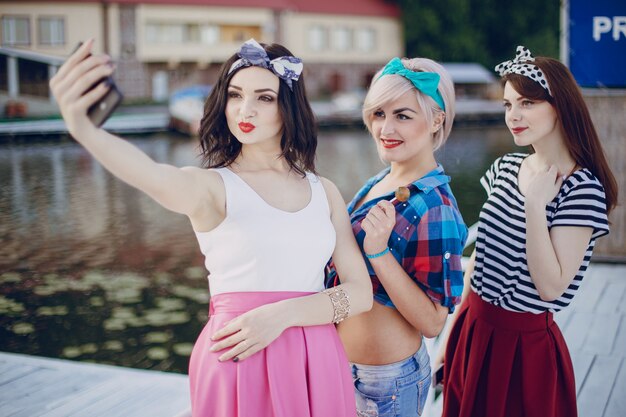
[395,0,559,67]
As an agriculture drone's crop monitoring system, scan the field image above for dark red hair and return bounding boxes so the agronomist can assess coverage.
[503,57,618,213]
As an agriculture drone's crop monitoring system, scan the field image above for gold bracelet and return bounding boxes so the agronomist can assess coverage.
[323,287,350,324]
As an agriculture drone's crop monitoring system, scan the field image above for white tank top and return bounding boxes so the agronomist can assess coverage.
[194,167,336,296]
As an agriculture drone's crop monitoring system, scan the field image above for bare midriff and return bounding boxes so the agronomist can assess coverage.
[338,301,422,365]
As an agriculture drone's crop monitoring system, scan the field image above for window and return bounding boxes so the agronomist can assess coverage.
[333,27,352,51]
[308,26,327,51]
[221,25,261,43]
[1,15,30,46]
[39,17,65,46]
[186,24,200,43]
[146,23,185,43]
[201,24,219,45]
[356,28,375,52]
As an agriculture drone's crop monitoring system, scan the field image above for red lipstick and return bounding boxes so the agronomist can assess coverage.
[511,127,527,135]
[239,122,255,133]
[381,138,403,149]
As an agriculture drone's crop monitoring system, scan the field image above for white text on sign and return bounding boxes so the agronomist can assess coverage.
[593,16,626,41]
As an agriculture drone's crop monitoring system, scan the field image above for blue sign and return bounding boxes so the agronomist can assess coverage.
[569,0,626,87]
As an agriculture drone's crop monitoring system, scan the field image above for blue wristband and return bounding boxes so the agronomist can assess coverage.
[365,247,390,259]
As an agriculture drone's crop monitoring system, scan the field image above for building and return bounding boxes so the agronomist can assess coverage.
[0,0,403,102]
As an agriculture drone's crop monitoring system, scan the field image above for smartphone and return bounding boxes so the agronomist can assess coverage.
[70,42,123,127]
[433,363,444,388]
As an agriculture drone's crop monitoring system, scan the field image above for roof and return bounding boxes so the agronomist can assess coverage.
[20,0,400,17]
[442,63,497,84]
[0,47,65,65]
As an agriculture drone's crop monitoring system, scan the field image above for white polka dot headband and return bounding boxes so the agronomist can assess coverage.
[495,46,552,96]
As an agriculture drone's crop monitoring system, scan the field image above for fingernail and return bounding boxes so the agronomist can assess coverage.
[232,357,239,363]
[209,346,216,352]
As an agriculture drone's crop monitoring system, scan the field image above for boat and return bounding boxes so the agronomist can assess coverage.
[168,85,212,136]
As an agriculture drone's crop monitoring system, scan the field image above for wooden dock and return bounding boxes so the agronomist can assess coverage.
[0,112,170,136]
[0,352,190,417]
[556,262,626,417]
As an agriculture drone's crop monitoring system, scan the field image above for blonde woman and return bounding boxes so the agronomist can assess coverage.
[327,57,467,416]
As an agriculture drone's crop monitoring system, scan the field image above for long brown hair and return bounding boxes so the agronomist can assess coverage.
[198,42,317,176]
[503,57,618,213]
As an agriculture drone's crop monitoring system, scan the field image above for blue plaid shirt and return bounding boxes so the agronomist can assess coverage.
[326,165,467,312]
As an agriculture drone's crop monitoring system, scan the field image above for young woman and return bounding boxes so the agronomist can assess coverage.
[442,46,618,417]
[327,57,468,417]
[50,38,372,417]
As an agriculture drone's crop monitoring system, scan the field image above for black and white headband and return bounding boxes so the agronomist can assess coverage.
[495,46,552,96]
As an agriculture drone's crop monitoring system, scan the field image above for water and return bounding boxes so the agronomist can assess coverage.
[0,126,521,373]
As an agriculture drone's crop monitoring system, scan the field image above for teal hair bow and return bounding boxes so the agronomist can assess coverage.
[380,57,446,111]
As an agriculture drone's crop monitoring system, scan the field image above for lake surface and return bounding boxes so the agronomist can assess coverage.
[0,126,521,373]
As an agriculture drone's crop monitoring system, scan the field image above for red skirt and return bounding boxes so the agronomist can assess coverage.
[442,291,577,417]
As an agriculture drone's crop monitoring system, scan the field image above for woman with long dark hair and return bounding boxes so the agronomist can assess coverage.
[50,38,372,417]
[442,46,618,417]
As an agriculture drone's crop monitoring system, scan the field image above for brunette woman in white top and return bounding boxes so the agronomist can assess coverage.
[50,38,372,417]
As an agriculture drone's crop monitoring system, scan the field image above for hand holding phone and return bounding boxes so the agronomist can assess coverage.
[70,41,123,127]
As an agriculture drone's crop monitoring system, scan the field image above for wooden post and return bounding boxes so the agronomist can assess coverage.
[584,89,626,261]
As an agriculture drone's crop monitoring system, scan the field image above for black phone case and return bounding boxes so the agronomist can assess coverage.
[87,81,123,127]
[69,42,124,127]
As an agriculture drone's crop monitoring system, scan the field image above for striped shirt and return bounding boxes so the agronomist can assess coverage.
[472,153,609,313]
[326,165,468,312]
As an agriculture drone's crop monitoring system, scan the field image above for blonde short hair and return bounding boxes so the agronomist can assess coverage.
[362,58,455,151]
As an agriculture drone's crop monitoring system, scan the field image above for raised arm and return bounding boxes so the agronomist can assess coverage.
[209,177,372,362]
[362,201,462,338]
[524,166,594,301]
[49,39,218,221]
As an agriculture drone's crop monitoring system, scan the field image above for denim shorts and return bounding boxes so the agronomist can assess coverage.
[351,341,431,417]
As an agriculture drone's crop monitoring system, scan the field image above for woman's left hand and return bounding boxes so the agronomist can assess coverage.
[210,303,287,362]
[526,165,564,207]
[362,200,396,255]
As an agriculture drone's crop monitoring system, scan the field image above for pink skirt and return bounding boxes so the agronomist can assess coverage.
[189,291,356,417]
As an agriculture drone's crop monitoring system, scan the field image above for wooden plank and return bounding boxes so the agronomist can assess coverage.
[595,282,626,314]
[569,272,604,313]
[0,367,58,409]
[611,315,626,356]
[8,372,104,417]
[594,264,626,284]
[554,307,573,331]
[41,375,189,417]
[571,352,595,395]
[603,359,626,417]
[0,352,190,417]
[0,363,39,386]
[577,355,622,417]
[41,378,139,417]
[563,312,594,352]
[583,314,621,355]
[90,378,189,417]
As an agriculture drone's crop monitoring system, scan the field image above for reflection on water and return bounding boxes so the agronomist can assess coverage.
[0,127,521,373]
